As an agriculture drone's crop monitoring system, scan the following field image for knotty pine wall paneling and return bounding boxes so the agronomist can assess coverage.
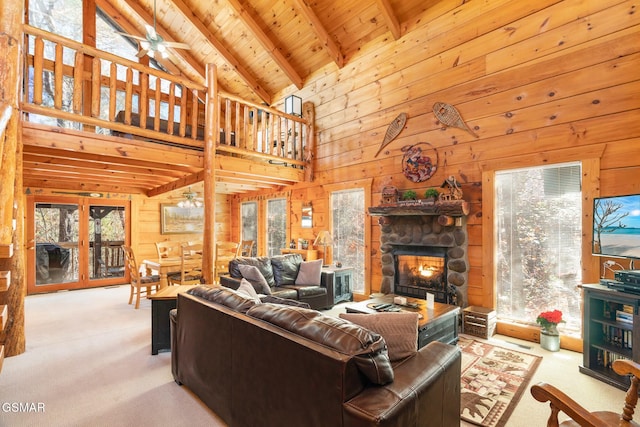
[231,0,640,306]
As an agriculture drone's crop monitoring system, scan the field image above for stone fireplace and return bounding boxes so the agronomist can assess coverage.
[377,214,468,307]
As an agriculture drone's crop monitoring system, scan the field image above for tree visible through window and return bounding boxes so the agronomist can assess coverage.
[332,189,365,293]
[241,202,257,255]
[266,199,287,257]
[495,162,583,335]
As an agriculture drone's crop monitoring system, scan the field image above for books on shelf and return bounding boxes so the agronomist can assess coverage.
[596,349,629,369]
[616,310,633,324]
[601,324,633,349]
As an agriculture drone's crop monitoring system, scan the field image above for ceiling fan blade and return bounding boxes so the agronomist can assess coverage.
[136,49,148,58]
[116,31,146,42]
[164,41,191,50]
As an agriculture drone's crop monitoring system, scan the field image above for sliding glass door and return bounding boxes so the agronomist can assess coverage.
[27,196,129,294]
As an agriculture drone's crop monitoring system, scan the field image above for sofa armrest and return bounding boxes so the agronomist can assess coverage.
[219,275,242,290]
[343,341,461,427]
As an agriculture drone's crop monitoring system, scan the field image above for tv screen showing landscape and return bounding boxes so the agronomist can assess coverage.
[593,194,640,259]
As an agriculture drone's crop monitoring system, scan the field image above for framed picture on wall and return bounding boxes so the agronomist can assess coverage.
[160,204,204,234]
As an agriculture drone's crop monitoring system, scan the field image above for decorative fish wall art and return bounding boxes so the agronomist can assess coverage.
[375,112,407,157]
[432,102,479,138]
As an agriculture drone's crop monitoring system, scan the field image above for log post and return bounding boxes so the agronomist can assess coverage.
[303,102,315,182]
[201,64,218,284]
[0,0,26,357]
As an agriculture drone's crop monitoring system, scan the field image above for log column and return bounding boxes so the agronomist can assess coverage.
[201,64,218,284]
[0,0,26,357]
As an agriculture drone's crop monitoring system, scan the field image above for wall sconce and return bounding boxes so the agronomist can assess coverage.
[285,94,302,117]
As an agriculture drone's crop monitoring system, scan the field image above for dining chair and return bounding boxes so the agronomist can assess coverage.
[214,241,239,283]
[167,242,203,286]
[122,245,160,309]
[155,241,179,259]
[236,240,255,257]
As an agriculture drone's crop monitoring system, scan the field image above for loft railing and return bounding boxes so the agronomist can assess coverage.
[21,25,308,167]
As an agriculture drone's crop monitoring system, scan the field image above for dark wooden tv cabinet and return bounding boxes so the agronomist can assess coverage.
[579,284,640,390]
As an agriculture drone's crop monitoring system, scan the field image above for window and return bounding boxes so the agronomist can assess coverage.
[495,162,583,335]
[266,199,287,257]
[241,201,258,255]
[331,189,365,293]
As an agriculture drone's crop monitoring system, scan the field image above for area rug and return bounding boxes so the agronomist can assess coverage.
[459,336,542,427]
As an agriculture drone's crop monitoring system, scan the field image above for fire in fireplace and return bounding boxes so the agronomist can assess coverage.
[392,245,456,304]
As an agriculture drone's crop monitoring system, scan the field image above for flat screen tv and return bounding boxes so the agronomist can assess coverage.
[592,193,640,260]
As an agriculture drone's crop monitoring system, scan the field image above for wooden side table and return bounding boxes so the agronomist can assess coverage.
[322,266,353,304]
[148,285,194,355]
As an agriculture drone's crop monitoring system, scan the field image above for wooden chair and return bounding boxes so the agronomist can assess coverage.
[155,241,179,259]
[167,242,203,286]
[122,245,160,309]
[214,241,239,283]
[236,240,255,257]
[530,359,640,427]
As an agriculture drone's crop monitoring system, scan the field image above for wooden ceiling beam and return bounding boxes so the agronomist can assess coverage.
[146,170,206,197]
[226,0,303,90]
[375,0,401,40]
[170,0,273,104]
[290,0,344,68]
[23,153,190,179]
[23,177,148,194]
[23,145,200,175]
[22,162,172,186]
[22,124,204,167]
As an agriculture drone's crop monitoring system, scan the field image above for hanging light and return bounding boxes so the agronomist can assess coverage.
[177,188,202,208]
[285,94,302,117]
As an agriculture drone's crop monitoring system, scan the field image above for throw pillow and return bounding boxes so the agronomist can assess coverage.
[237,264,271,295]
[294,259,323,286]
[340,312,419,362]
[236,278,262,303]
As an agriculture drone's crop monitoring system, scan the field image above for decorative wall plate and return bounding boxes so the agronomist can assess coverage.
[401,142,438,182]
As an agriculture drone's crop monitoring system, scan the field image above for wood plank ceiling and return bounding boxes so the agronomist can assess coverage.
[22,0,435,195]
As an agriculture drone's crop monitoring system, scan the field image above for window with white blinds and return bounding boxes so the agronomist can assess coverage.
[495,162,583,335]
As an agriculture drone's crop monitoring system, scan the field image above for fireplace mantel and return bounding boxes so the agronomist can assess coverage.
[368,199,469,217]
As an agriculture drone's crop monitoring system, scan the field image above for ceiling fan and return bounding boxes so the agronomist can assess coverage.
[118,0,190,59]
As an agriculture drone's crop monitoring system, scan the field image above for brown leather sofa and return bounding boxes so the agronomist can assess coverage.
[171,285,461,427]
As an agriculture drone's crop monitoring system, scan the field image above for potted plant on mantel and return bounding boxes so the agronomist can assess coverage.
[424,188,439,203]
[401,190,417,201]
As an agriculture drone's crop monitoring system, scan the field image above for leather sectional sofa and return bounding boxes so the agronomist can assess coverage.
[220,253,332,309]
[171,285,461,427]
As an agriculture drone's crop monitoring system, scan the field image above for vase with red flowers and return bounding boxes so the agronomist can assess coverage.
[536,309,564,351]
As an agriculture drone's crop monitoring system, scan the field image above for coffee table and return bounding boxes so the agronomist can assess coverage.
[148,285,195,354]
[345,294,460,348]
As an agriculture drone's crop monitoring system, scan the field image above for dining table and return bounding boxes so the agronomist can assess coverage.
[143,257,202,288]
